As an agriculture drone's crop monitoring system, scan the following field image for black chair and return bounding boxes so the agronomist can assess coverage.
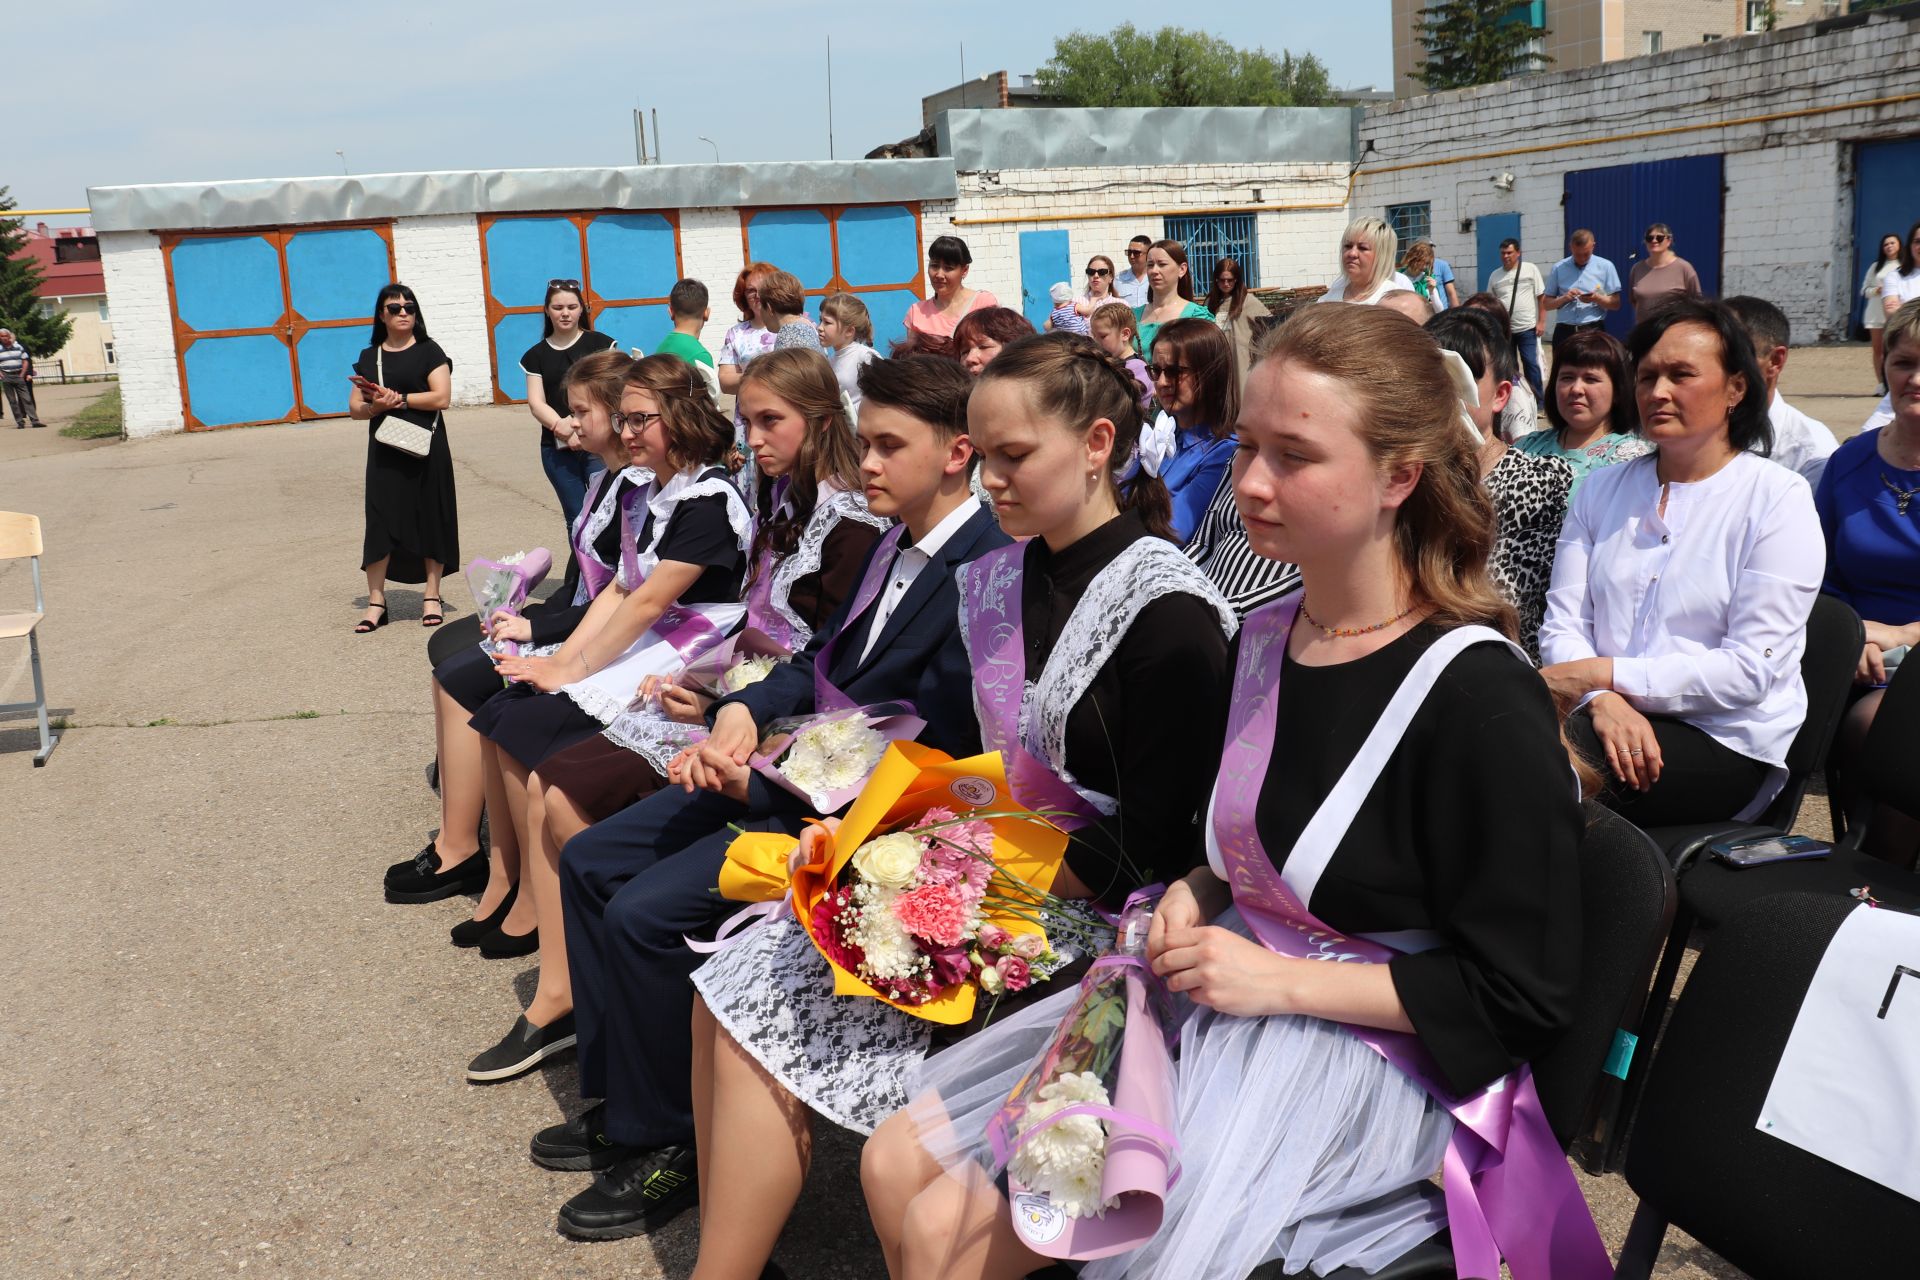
[1611,892,1920,1279]
[1605,593,1864,1169]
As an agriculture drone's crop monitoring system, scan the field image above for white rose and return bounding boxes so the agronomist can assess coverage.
[851,832,924,891]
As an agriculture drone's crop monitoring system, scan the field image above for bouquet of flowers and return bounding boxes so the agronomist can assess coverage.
[752,703,926,814]
[717,742,1097,1023]
[677,628,792,699]
[986,893,1181,1259]
[464,549,554,657]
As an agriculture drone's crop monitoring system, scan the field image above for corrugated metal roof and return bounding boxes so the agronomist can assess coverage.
[86,159,961,233]
[936,106,1360,171]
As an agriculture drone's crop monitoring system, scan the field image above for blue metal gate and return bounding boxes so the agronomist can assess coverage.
[741,204,924,351]
[1018,230,1072,331]
[1475,212,1523,292]
[1851,138,1920,336]
[1165,213,1258,291]
[1564,154,1723,340]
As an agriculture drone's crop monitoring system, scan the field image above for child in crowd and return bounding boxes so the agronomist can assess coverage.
[1046,281,1090,335]
[655,279,715,370]
[1090,300,1155,411]
[818,292,879,424]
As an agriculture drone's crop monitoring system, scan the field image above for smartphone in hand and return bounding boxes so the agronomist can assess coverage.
[349,373,384,395]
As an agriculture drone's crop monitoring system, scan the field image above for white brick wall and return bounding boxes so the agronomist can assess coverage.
[391,214,492,406]
[1354,11,1920,339]
[678,207,752,353]
[98,231,183,440]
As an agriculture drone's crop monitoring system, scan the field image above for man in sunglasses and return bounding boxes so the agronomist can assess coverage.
[1115,234,1153,307]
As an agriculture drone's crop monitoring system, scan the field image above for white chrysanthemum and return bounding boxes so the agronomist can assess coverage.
[722,654,779,693]
[498,550,530,565]
[782,716,889,798]
[851,832,925,890]
[1009,1072,1116,1220]
[851,890,923,981]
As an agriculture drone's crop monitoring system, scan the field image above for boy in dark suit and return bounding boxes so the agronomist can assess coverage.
[536,357,1009,1239]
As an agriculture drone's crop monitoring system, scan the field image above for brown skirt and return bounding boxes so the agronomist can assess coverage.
[537,732,670,824]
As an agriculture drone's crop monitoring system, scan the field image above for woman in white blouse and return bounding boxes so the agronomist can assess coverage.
[1315,216,1414,306]
[1539,297,1824,826]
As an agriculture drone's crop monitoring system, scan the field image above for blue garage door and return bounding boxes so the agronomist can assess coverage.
[1852,138,1920,335]
[1564,154,1723,340]
[480,212,682,401]
[1017,230,1071,331]
[164,224,395,429]
[742,204,925,351]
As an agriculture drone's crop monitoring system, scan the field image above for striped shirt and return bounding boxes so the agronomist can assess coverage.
[0,342,28,382]
[1183,472,1302,621]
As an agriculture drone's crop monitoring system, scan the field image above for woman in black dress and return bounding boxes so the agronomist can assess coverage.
[349,283,458,630]
[522,280,617,536]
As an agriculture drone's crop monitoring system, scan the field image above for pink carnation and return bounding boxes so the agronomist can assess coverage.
[996,953,1032,991]
[892,882,973,947]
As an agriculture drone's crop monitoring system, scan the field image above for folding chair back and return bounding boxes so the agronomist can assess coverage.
[1857,656,1920,824]
[0,510,45,560]
[1616,892,1920,1278]
[0,510,58,765]
[1765,592,1864,830]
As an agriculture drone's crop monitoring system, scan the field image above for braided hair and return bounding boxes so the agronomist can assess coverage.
[977,332,1177,542]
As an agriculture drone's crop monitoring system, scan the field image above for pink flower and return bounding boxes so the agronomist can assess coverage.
[927,944,973,989]
[976,923,1011,953]
[1010,932,1046,960]
[996,954,1032,992]
[892,883,973,947]
[913,809,995,897]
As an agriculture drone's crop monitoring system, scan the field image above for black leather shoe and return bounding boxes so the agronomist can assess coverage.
[557,1144,697,1240]
[530,1103,643,1172]
[467,1013,576,1083]
[451,883,517,948]
[384,843,488,904]
[478,923,538,959]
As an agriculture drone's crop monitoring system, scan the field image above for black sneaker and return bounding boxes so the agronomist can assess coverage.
[557,1145,698,1240]
[466,1013,576,1083]
[530,1103,643,1172]
[384,843,488,903]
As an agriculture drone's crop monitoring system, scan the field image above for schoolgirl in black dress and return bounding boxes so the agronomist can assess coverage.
[521,280,617,536]
[349,283,458,630]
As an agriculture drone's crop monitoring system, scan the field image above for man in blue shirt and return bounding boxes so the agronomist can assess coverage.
[1542,229,1622,346]
[1114,235,1152,307]
[1433,256,1458,311]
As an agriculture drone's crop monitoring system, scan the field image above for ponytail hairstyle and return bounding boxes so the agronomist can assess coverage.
[819,292,874,346]
[622,354,734,473]
[736,347,865,565]
[561,347,635,418]
[978,332,1176,543]
[1255,305,1512,636]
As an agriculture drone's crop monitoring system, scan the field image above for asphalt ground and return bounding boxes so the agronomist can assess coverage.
[3,346,1877,1278]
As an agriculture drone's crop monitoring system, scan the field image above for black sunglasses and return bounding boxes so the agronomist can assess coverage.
[1644,234,1669,244]
[1145,363,1189,380]
[1086,267,1112,277]
[548,278,582,290]
[383,302,418,316]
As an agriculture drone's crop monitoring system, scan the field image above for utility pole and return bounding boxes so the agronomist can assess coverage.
[634,109,648,165]
[652,108,661,164]
[335,149,347,174]
[827,35,835,160]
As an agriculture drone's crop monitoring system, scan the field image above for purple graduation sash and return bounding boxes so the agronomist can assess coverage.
[742,545,796,651]
[808,523,906,714]
[1210,593,1610,1280]
[573,468,623,602]
[961,543,1104,833]
[616,476,659,592]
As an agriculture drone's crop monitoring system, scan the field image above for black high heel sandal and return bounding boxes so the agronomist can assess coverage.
[355,601,389,633]
[422,596,445,627]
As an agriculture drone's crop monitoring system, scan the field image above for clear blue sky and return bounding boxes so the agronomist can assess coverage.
[13,1,1390,229]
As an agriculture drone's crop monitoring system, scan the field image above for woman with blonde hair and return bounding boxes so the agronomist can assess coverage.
[865,303,1596,1280]
[1318,216,1414,306]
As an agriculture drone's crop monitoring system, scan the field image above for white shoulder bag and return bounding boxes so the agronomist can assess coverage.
[372,346,437,458]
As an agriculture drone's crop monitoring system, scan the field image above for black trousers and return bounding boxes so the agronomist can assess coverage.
[1551,320,1606,346]
[1568,708,1772,828]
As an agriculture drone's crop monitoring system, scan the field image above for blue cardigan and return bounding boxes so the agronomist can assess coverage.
[1161,427,1238,544]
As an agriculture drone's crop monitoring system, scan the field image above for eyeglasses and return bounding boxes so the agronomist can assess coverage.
[548,278,582,290]
[1145,363,1190,381]
[1086,267,1112,277]
[611,410,664,434]
[1644,235,1669,245]
[383,302,417,316]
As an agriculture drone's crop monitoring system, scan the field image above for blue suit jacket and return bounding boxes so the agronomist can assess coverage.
[712,504,1011,758]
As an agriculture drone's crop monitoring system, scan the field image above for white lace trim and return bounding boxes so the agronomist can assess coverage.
[764,485,891,651]
[599,708,704,772]
[574,466,651,605]
[963,539,1237,814]
[619,467,753,590]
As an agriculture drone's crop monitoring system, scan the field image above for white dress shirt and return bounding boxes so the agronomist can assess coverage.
[1539,453,1824,809]
[1317,271,1416,305]
[1114,269,1150,308]
[1862,395,1895,435]
[1765,391,1837,489]
[856,497,977,665]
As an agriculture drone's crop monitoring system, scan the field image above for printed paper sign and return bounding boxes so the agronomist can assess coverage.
[1757,904,1920,1201]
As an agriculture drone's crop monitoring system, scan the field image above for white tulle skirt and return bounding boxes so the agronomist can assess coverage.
[904,907,1454,1278]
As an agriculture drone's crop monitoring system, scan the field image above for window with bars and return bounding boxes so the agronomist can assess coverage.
[1385,202,1433,249]
[1163,213,1259,290]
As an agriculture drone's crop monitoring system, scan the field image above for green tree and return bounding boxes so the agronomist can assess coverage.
[0,189,74,357]
[1037,23,1333,108]
[1415,1,1551,93]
